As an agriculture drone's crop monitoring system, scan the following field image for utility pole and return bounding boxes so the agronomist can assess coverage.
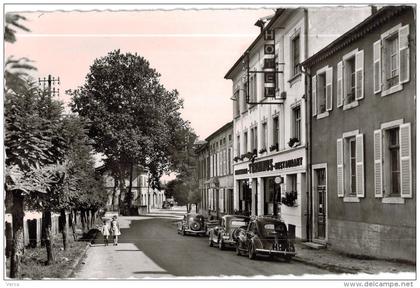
[38,74,60,97]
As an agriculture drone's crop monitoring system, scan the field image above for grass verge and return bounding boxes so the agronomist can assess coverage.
[6,236,88,279]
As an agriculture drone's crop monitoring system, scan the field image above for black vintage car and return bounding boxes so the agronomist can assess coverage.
[177,213,206,236]
[235,216,296,261]
[208,215,249,250]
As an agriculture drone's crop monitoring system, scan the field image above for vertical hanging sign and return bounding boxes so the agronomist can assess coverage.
[264,29,276,98]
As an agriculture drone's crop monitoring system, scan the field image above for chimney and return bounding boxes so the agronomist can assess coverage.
[371,5,378,15]
[254,19,265,32]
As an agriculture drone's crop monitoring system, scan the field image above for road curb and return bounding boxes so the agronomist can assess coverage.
[293,256,361,274]
[64,243,90,279]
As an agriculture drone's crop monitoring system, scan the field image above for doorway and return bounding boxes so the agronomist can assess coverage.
[312,165,327,241]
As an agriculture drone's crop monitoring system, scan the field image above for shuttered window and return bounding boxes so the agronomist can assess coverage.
[337,138,344,197]
[375,122,412,200]
[377,24,410,96]
[337,61,343,107]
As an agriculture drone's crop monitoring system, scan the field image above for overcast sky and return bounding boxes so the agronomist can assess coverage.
[5,7,274,139]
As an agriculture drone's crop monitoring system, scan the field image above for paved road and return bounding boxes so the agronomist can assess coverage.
[116,211,331,277]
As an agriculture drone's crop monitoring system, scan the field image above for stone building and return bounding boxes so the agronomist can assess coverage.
[197,121,234,218]
[302,6,415,261]
[224,7,371,239]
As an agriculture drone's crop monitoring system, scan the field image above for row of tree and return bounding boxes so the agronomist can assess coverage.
[5,14,107,278]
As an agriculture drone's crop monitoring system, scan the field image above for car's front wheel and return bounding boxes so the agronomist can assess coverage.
[248,243,256,260]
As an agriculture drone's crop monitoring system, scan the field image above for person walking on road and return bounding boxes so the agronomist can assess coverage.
[101,220,110,246]
[111,215,121,246]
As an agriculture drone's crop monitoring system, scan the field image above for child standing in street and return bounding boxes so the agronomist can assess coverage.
[101,219,110,246]
[110,215,121,246]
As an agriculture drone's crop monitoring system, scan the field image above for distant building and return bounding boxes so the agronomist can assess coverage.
[197,121,234,218]
[100,166,165,212]
[302,6,415,261]
[225,7,371,239]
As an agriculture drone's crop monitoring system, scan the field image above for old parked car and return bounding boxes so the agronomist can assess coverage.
[208,215,249,250]
[177,213,206,236]
[235,216,296,261]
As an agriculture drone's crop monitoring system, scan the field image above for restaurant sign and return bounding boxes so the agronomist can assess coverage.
[234,157,303,175]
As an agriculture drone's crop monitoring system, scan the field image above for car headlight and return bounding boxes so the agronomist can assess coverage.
[222,235,230,240]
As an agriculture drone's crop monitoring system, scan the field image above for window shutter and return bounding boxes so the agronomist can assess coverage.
[337,138,344,197]
[355,50,364,100]
[355,134,365,198]
[312,76,317,116]
[399,24,410,84]
[337,61,343,107]
[373,40,382,94]
[326,67,333,111]
[399,123,412,198]
[374,129,383,197]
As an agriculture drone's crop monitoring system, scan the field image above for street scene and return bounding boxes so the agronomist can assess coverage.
[3,3,416,285]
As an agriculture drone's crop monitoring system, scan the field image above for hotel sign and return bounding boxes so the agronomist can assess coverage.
[263,29,276,98]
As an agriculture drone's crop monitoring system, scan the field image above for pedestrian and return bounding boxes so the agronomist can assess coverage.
[110,215,121,246]
[101,219,110,246]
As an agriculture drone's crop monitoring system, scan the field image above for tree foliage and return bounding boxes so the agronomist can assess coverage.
[68,49,187,210]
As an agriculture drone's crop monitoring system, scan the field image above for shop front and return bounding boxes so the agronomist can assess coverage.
[233,147,307,239]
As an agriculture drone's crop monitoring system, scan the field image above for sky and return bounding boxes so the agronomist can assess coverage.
[5,6,275,140]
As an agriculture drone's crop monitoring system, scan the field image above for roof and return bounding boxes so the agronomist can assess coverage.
[224,9,285,80]
[204,121,233,142]
[301,6,412,68]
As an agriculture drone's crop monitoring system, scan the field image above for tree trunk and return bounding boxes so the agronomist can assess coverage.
[80,209,86,233]
[195,203,199,213]
[86,210,91,230]
[112,178,118,211]
[118,173,127,215]
[60,209,68,250]
[70,210,76,241]
[126,162,134,213]
[42,210,54,265]
[10,191,25,278]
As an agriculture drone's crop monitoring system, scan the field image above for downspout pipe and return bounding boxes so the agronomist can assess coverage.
[303,8,313,242]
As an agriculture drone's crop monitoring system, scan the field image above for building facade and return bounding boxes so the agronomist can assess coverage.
[197,122,234,218]
[303,6,415,261]
[102,166,165,212]
[225,7,371,239]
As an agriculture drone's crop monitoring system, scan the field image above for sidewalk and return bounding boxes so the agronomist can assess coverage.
[73,215,173,279]
[293,241,415,274]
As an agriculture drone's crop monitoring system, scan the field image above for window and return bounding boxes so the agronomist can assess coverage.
[292,106,301,142]
[312,66,332,117]
[338,49,364,109]
[291,34,300,77]
[243,131,248,154]
[262,122,268,149]
[250,127,258,153]
[272,116,279,146]
[236,135,240,157]
[344,56,356,104]
[242,81,248,112]
[374,121,412,202]
[249,74,257,103]
[337,131,364,200]
[387,128,400,196]
[228,134,232,142]
[233,90,240,117]
[375,24,410,96]
[317,72,327,114]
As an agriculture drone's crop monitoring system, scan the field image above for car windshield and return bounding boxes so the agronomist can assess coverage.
[259,222,286,237]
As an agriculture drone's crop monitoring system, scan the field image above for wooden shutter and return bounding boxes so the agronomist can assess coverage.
[355,50,364,100]
[337,138,344,197]
[326,67,333,111]
[312,76,317,116]
[355,134,365,198]
[374,129,383,197]
[337,61,343,107]
[399,24,410,84]
[373,40,382,94]
[399,123,412,198]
